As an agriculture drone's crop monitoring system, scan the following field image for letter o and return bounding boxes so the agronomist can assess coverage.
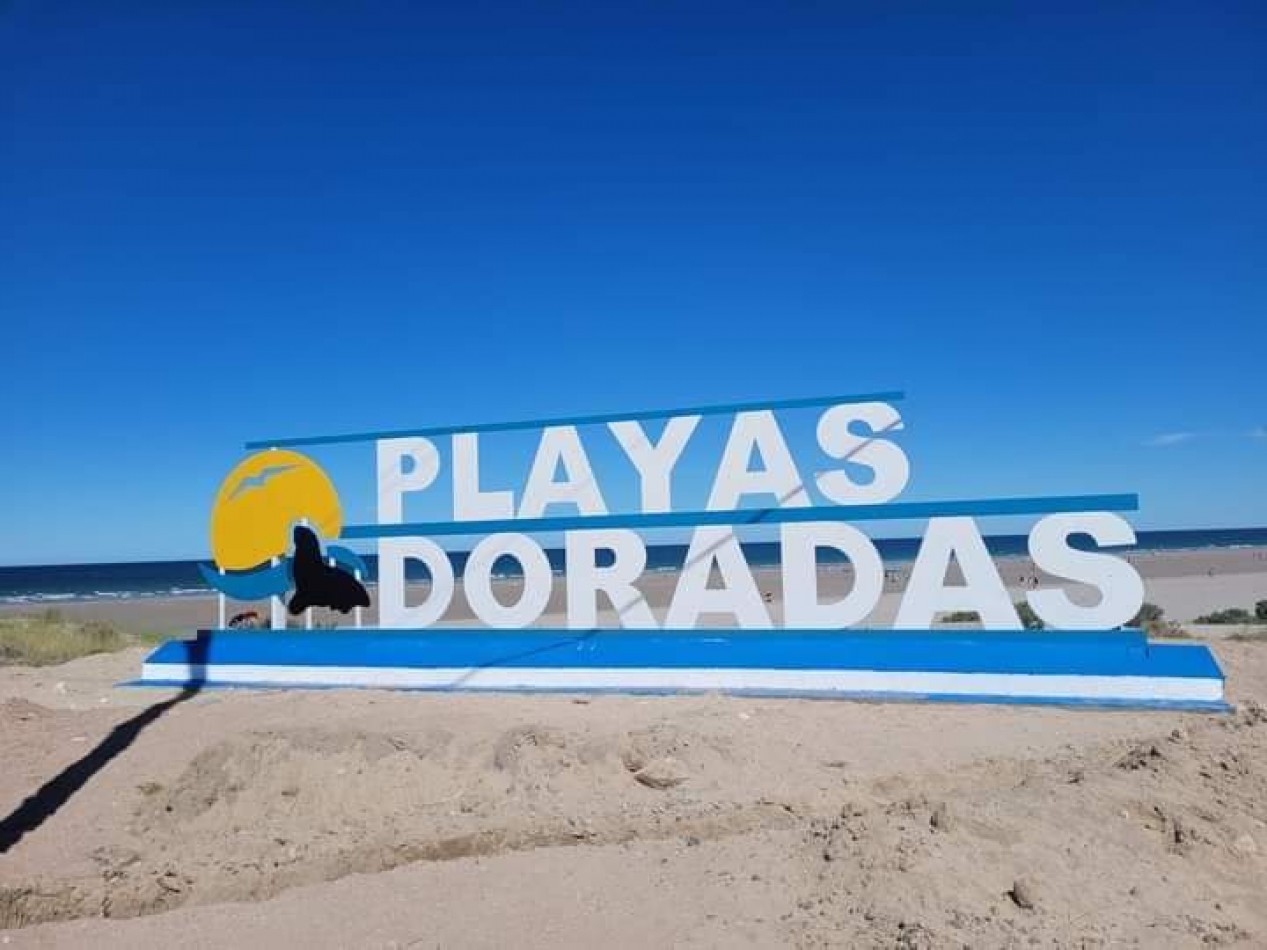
[463,533,553,628]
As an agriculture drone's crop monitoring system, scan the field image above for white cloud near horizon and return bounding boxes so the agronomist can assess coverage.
[1145,428,1267,446]
[1144,432,1196,447]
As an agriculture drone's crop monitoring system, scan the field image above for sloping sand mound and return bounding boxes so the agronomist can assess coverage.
[2,709,786,928]
[2,644,1266,946]
[785,701,1267,946]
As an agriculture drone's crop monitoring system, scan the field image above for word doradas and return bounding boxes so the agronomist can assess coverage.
[373,402,1143,631]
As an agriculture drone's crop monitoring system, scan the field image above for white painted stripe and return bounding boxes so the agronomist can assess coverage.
[141,663,1224,703]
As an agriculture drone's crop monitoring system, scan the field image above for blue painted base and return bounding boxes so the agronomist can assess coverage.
[132,627,1227,711]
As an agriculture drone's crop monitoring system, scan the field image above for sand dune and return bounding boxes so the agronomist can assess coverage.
[2,638,1266,947]
[2,548,1266,946]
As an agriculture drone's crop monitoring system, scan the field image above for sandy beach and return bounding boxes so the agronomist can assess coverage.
[5,546,1266,635]
[2,548,1265,947]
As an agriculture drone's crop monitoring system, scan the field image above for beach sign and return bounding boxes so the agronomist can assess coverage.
[138,392,1226,709]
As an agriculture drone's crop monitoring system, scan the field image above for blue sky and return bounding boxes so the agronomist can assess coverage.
[2,2,1264,565]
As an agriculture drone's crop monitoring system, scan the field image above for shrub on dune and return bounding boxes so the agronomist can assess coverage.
[0,613,127,666]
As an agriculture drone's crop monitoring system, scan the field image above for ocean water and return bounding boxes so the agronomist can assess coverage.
[2,527,1265,605]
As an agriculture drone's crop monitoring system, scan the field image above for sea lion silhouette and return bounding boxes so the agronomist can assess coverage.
[288,525,370,615]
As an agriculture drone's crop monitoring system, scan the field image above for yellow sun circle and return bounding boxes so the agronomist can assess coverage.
[210,450,342,571]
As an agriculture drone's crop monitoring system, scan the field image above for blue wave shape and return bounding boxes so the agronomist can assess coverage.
[198,560,293,600]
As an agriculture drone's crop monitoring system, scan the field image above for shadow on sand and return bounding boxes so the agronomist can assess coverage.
[0,637,206,855]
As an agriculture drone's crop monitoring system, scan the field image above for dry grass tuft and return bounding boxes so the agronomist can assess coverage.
[0,611,130,666]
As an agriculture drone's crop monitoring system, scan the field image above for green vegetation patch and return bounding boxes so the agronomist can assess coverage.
[937,603,1044,629]
[0,611,130,666]
[1195,607,1256,625]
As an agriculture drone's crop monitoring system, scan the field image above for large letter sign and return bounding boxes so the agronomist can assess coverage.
[140,392,1226,710]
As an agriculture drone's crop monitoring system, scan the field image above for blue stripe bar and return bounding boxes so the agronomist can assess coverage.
[343,493,1139,539]
[244,391,906,449]
[143,628,1222,679]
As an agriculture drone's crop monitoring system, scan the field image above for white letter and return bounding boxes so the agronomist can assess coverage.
[519,426,607,517]
[815,402,910,504]
[609,415,699,513]
[706,411,809,510]
[377,537,454,628]
[565,529,656,629]
[895,517,1020,628]
[377,438,440,524]
[463,533,553,628]
[1026,513,1144,629]
[666,527,772,628]
[780,523,883,628]
[453,433,515,521]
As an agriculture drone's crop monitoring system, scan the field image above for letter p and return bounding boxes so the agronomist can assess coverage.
[377,437,440,523]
